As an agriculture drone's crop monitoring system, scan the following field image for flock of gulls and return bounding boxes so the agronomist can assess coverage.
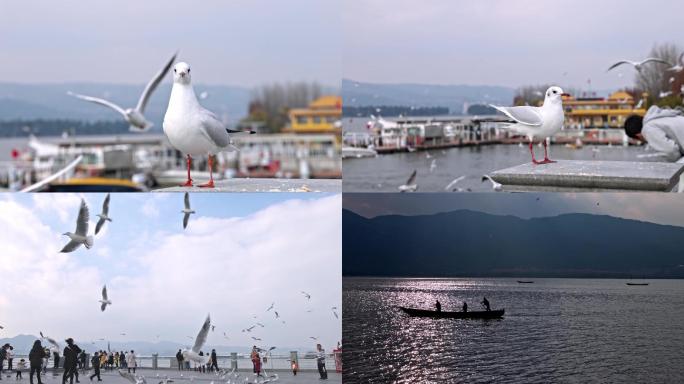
[66,52,254,188]
[39,193,339,383]
[395,53,684,193]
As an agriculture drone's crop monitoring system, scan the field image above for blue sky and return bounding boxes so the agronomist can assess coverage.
[0,0,340,86]
[343,0,684,90]
[0,193,341,350]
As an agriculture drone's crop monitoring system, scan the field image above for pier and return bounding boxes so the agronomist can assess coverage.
[489,160,684,192]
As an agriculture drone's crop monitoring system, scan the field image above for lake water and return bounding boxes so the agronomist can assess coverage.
[343,144,656,192]
[342,277,684,383]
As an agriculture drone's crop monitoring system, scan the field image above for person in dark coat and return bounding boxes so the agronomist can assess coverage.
[62,338,82,384]
[53,351,60,370]
[481,297,491,311]
[28,340,47,384]
[175,350,183,371]
[435,300,442,312]
[89,353,101,382]
[78,351,86,370]
[209,350,218,372]
[0,344,9,381]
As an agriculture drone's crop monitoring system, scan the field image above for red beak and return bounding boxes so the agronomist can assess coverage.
[561,93,571,97]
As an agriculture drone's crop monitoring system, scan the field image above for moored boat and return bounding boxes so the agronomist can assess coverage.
[517,280,534,284]
[626,282,649,286]
[399,306,504,319]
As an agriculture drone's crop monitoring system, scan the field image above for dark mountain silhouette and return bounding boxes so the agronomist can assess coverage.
[343,209,684,278]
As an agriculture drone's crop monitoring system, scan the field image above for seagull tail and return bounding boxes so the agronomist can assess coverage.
[85,236,94,249]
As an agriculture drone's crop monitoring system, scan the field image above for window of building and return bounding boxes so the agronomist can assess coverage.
[297,116,308,124]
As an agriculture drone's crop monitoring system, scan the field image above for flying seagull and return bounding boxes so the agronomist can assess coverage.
[40,333,60,351]
[266,303,275,312]
[181,192,195,229]
[163,62,255,187]
[667,53,684,73]
[95,193,112,235]
[301,291,311,300]
[607,57,672,73]
[100,285,112,311]
[60,199,94,253]
[490,86,567,164]
[309,336,318,341]
[182,314,211,364]
[482,175,503,191]
[398,170,418,192]
[274,311,280,319]
[251,337,261,341]
[68,53,177,132]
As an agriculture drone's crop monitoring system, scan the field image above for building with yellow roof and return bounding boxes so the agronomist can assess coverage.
[563,91,647,130]
[286,96,342,140]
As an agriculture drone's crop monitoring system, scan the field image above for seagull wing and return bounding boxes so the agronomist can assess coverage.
[68,92,127,117]
[136,53,177,113]
[184,192,191,210]
[406,170,417,185]
[101,302,107,312]
[95,218,106,235]
[75,199,90,236]
[60,240,81,253]
[641,57,672,66]
[198,109,231,148]
[46,337,59,350]
[607,61,633,71]
[445,175,466,191]
[102,285,108,301]
[192,314,211,353]
[183,213,190,229]
[102,193,110,216]
[491,105,542,126]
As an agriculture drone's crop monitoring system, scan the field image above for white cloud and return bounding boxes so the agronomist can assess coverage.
[0,194,341,351]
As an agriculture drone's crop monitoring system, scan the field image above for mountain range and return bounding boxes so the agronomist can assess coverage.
[342,78,515,112]
[343,209,684,278]
[0,334,311,356]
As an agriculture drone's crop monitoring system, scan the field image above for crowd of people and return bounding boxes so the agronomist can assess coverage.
[0,341,140,384]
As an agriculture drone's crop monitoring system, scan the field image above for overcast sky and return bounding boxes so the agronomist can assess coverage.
[0,0,340,87]
[344,193,684,228]
[343,0,684,90]
[0,193,341,350]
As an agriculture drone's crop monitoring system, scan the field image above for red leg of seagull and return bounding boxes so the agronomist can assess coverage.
[529,140,543,165]
[180,154,193,187]
[540,139,557,164]
[198,155,216,188]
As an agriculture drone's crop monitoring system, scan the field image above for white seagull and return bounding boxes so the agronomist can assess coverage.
[181,192,195,229]
[607,57,672,73]
[68,53,176,132]
[482,175,502,191]
[100,285,112,312]
[266,303,275,312]
[95,193,112,235]
[182,314,211,364]
[40,332,60,352]
[163,62,255,188]
[490,86,567,164]
[666,53,684,73]
[60,199,94,253]
[398,170,418,192]
[301,291,311,300]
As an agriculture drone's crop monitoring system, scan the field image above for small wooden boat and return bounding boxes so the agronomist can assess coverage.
[399,306,504,319]
[626,282,649,286]
[517,280,534,284]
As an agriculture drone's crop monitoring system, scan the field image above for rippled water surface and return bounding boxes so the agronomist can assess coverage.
[343,277,684,383]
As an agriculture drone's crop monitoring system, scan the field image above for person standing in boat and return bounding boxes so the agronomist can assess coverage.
[462,302,468,312]
[435,300,442,312]
[481,297,491,311]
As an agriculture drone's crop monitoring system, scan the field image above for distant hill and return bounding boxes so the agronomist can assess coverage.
[0,82,251,128]
[343,209,684,278]
[0,334,310,356]
[342,79,515,112]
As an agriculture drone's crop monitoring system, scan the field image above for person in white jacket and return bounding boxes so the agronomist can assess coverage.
[625,106,684,162]
[126,351,137,374]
